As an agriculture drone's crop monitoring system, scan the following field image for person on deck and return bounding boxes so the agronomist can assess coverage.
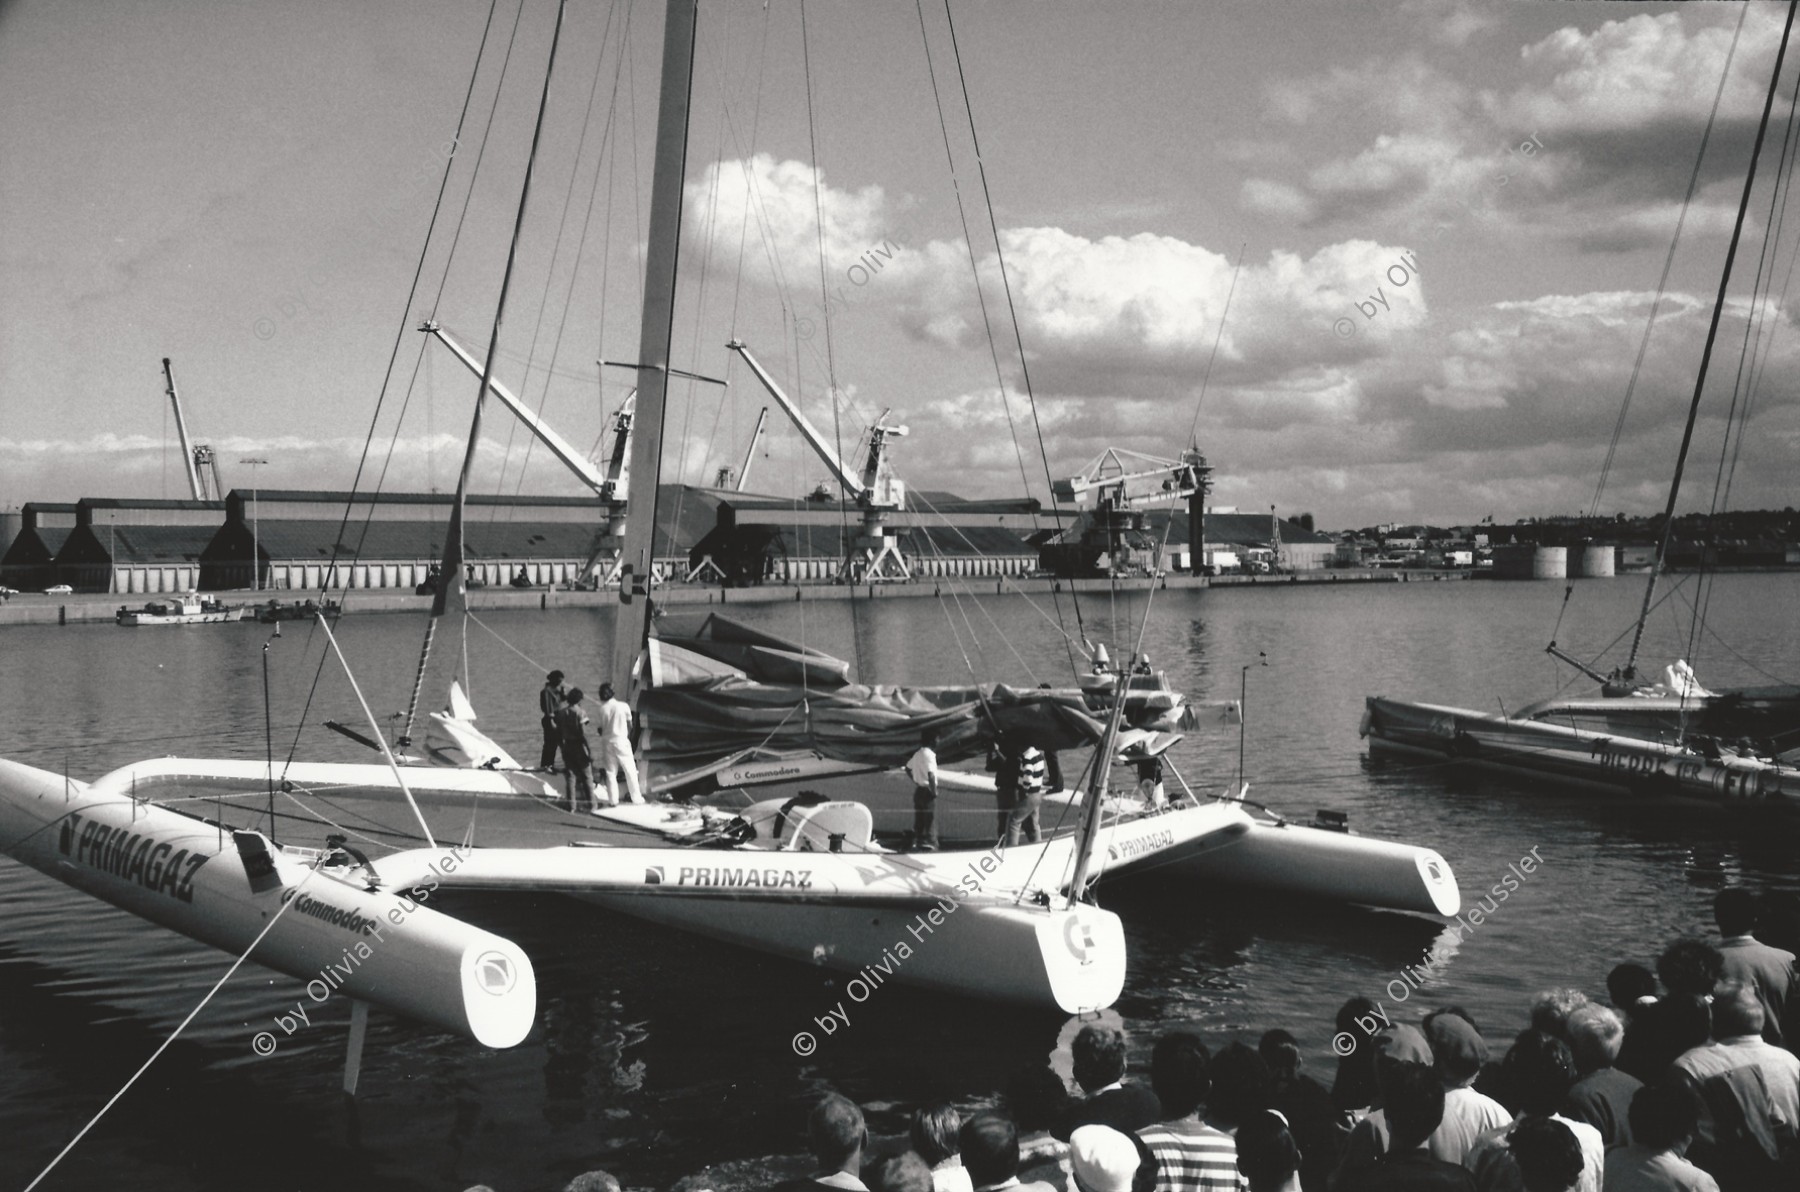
[989,737,1020,841]
[907,729,941,851]
[539,669,566,771]
[596,682,643,806]
[1006,744,1047,846]
[557,688,596,814]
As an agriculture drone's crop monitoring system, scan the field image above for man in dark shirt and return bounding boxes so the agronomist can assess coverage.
[1335,1061,1477,1191]
[961,1113,1058,1192]
[1715,886,1799,1049]
[539,669,566,770]
[1562,1003,1640,1149]
[770,1093,869,1192]
[1059,1024,1162,1140]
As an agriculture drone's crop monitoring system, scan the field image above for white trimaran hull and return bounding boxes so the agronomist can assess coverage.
[0,754,1251,1011]
[0,758,535,1047]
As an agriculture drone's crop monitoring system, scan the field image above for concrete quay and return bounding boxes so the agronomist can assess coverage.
[0,568,1457,627]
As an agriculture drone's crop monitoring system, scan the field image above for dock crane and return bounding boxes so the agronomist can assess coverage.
[161,358,224,501]
[420,322,634,584]
[1049,446,1213,577]
[715,407,770,491]
[726,340,911,582]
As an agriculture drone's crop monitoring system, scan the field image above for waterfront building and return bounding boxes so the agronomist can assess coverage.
[0,502,78,591]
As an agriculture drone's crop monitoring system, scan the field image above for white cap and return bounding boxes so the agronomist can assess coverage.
[1068,1125,1139,1192]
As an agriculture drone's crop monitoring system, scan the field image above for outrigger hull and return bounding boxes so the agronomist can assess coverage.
[0,758,536,1047]
[1363,696,1800,818]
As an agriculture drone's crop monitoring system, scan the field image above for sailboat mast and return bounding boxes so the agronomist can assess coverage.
[610,0,699,690]
[1626,0,1797,678]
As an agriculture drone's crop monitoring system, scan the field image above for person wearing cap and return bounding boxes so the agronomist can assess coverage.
[770,1093,870,1192]
[1067,1126,1149,1192]
[556,687,597,813]
[960,1113,1058,1192]
[1421,1010,1511,1165]
[539,669,567,770]
[1135,1032,1245,1192]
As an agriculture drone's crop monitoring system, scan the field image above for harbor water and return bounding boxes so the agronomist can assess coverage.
[2,573,1797,1191]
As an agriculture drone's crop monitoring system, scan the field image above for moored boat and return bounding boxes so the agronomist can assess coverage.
[116,592,247,625]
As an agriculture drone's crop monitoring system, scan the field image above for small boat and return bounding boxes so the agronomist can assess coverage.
[115,592,246,626]
[256,597,342,624]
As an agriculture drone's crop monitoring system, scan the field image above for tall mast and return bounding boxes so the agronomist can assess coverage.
[609,0,699,690]
[1626,0,1797,677]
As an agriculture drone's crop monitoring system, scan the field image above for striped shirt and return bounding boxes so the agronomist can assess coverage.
[1018,747,1047,794]
[1136,1122,1247,1192]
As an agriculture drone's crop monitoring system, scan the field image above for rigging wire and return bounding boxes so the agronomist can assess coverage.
[938,0,1089,680]
[281,0,510,771]
[1626,0,1798,677]
[1588,3,1749,522]
[911,0,1085,677]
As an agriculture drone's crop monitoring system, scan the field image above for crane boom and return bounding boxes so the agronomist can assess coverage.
[421,321,616,497]
[161,358,205,501]
[735,407,769,491]
[726,340,867,501]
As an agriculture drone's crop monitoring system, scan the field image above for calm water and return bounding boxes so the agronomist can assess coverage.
[2,573,1797,1192]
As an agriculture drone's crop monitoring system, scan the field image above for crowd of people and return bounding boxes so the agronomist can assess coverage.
[452,882,1797,1192]
[538,668,642,813]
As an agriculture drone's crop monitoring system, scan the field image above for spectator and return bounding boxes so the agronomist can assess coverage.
[1234,1110,1300,1192]
[1464,1032,1602,1192]
[1204,1044,1273,1137]
[961,1113,1058,1192]
[871,1154,935,1192]
[1563,1005,1641,1149]
[1004,1064,1072,1179]
[1607,965,1659,1016]
[1423,1010,1513,1165]
[913,1103,971,1192]
[1617,944,1724,1084]
[1334,1060,1477,1191]
[1601,1082,1717,1192]
[1507,1118,1585,1192]
[566,1174,620,1192]
[1135,1031,1244,1192]
[1713,887,1799,1050]
[1068,1125,1153,1192]
[1063,1025,1162,1139]
[1669,978,1800,1173]
[1259,1029,1338,1190]
[1531,990,1594,1047]
[1330,998,1382,1128]
[772,1093,869,1192]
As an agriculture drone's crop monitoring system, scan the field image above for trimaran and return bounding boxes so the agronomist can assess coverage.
[1,0,1460,1095]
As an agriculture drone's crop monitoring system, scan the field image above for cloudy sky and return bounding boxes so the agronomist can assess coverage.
[3,0,1798,529]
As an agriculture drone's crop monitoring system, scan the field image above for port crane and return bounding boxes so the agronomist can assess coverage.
[1050,446,1213,577]
[420,322,636,585]
[726,340,912,582]
[714,407,770,491]
[161,358,225,501]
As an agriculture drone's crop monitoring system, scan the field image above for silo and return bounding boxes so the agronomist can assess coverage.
[1572,545,1616,578]
[1492,544,1567,579]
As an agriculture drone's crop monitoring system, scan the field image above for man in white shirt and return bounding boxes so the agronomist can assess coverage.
[594,682,643,807]
[906,729,941,850]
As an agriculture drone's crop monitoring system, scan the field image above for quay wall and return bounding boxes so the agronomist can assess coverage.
[0,568,1467,626]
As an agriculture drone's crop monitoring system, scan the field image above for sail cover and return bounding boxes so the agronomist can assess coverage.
[642,615,1106,767]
